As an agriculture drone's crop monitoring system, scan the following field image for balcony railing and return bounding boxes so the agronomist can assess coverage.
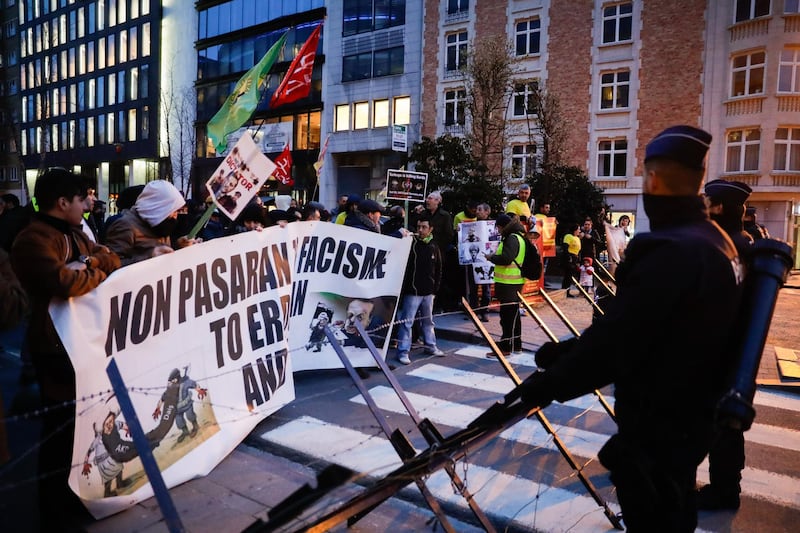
[729,17,770,41]
[592,178,628,190]
[771,173,800,187]
[778,94,800,112]
[720,173,760,186]
[725,96,765,115]
[784,14,800,32]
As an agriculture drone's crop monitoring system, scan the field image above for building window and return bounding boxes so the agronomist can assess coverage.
[779,48,800,93]
[602,2,633,44]
[335,104,350,131]
[515,18,540,57]
[353,101,369,129]
[343,52,371,82]
[447,0,469,15]
[373,46,404,77]
[725,129,760,172]
[787,0,800,14]
[600,70,630,109]
[446,31,468,72]
[735,0,771,22]
[342,47,403,82]
[512,144,537,178]
[394,96,410,125]
[731,51,765,97]
[513,81,539,117]
[598,139,627,177]
[343,0,405,36]
[373,99,389,128]
[774,127,800,171]
[444,89,466,126]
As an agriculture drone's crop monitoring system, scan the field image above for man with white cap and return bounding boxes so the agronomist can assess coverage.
[105,180,202,266]
[514,125,744,530]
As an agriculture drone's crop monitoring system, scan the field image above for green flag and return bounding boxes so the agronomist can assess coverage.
[207,31,288,154]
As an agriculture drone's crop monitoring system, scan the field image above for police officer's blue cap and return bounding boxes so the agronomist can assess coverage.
[644,125,712,170]
[704,179,752,205]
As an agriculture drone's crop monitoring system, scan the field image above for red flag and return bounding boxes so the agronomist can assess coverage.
[273,144,293,186]
[270,23,322,108]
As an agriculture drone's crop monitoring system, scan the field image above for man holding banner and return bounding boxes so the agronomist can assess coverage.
[11,168,121,528]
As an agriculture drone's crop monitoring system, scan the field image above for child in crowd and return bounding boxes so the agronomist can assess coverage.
[578,256,594,294]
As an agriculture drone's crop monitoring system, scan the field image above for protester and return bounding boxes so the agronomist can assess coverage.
[697,178,754,510]
[485,213,526,355]
[330,194,348,219]
[578,216,602,260]
[0,193,31,252]
[102,184,145,243]
[395,215,445,365]
[236,202,267,232]
[105,180,201,266]
[505,184,532,224]
[561,223,581,296]
[335,194,360,224]
[516,125,743,530]
[10,168,121,528]
[345,198,382,233]
[80,186,99,242]
[0,248,28,465]
[453,199,478,229]
[381,205,408,237]
[578,256,594,294]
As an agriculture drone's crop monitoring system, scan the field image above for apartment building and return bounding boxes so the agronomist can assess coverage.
[420,0,800,263]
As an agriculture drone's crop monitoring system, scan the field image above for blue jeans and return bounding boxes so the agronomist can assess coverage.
[397,294,437,353]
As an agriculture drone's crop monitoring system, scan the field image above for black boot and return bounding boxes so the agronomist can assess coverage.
[189,422,198,438]
[177,427,190,443]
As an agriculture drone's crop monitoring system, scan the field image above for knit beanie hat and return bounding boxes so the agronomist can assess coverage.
[134,181,185,227]
[275,195,292,211]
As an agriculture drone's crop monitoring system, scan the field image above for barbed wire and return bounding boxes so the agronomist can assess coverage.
[0,299,605,531]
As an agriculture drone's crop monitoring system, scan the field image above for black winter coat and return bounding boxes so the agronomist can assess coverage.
[401,237,442,296]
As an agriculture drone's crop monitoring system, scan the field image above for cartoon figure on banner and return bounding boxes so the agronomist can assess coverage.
[152,367,208,444]
[82,410,132,498]
[473,263,495,283]
[306,303,334,352]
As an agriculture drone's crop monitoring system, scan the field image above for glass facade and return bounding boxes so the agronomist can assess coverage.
[198,0,324,40]
[18,0,156,156]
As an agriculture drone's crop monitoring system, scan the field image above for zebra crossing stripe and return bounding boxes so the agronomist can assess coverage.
[424,462,620,532]
[455,345,538,367]
[261,415,403,477]
[410,363,800,451]
[350,384,800,510]
[349,386,607,459]
[408,363,608,414]
[261,415,619,531]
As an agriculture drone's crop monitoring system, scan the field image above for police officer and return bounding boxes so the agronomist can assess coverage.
[698,178,754,510]
[704,179,753,254]
[518,125,744,531]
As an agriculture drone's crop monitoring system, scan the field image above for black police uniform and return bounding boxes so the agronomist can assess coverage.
[523,196,743,531]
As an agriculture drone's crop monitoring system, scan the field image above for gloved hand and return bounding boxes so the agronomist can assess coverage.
[196,387,208,400]
[535,338,578,369]
[516,371,554,409]
[82,462,92,477]
[152,406,161,420]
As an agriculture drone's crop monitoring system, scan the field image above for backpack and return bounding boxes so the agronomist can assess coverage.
[513,233,543,280]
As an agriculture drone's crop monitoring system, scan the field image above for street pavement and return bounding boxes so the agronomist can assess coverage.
[1,278,800,532]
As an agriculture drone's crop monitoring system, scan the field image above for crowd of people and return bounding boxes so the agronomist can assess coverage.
[0,122,777,530]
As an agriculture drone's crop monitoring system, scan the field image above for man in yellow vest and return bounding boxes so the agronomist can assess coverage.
[485,213,526,355]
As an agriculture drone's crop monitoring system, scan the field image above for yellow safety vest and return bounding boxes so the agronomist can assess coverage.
[494,233,525,285]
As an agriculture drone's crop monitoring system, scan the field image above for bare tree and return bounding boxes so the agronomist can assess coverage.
[160,76,196,197]
[460,34,516,183]
[524,82,569,172]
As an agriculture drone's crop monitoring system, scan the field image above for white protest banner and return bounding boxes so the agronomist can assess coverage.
[49,222,410,519]
[204,134,277,221]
